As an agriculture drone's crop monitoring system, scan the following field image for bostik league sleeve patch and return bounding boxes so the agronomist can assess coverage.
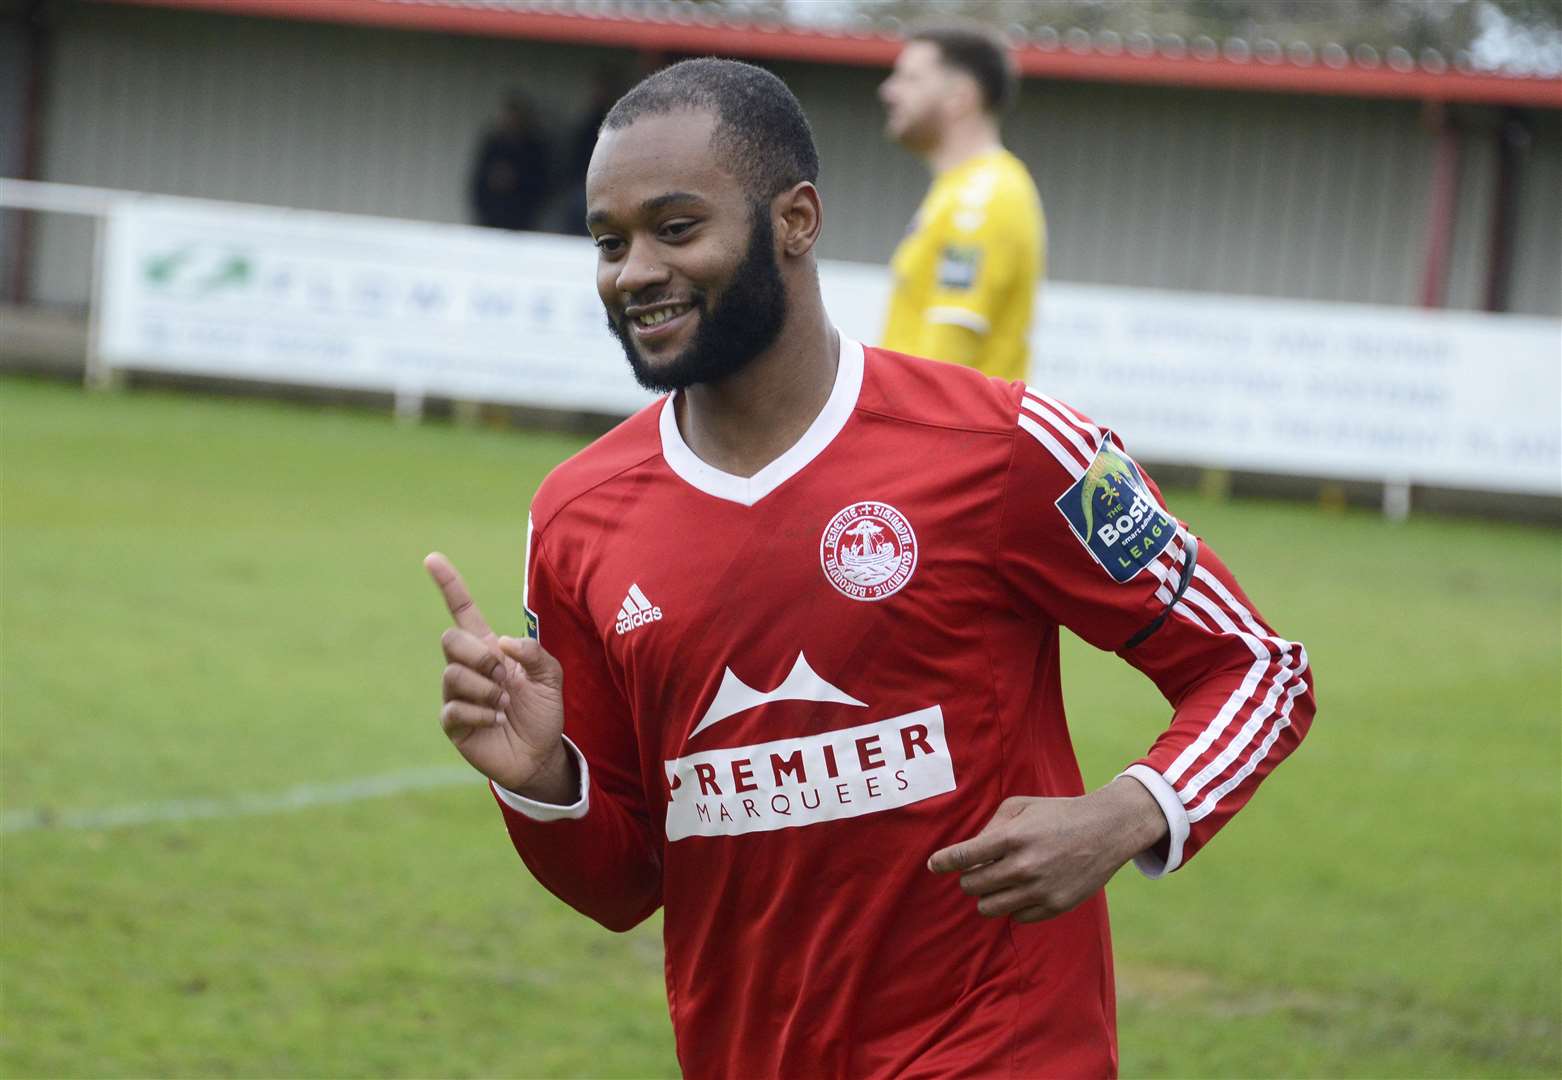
[1054,444,1176,583]
[936,246,981,290]
[524,605,540,641]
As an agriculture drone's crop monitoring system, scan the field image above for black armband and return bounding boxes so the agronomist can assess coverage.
[1119,535,1198,652]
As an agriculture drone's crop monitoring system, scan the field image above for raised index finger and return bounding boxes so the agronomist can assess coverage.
[424,552,495,638]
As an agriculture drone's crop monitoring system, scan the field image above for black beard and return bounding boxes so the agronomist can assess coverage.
[606,205,788,394]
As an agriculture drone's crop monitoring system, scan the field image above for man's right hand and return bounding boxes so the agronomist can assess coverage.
[424,552,575,803]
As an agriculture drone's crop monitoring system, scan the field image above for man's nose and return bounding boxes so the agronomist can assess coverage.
[615,241,670,297]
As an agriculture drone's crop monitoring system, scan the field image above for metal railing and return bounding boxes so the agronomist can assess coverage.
[1,178,131,387]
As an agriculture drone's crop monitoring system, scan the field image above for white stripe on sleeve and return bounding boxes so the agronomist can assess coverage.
[1017,414,1086,479]
[1155,568,1308,820]
[1021,395,1095,466]
[1160,587,1276,787]
[1027,390,1104,452]
[1185,678,1308,823]
[925,306,990,333]
[1175,646,1303,805]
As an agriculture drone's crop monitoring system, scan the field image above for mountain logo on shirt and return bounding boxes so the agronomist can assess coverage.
[688,653,866,740]
[1055,444,1175,583]
[820,502,918,602]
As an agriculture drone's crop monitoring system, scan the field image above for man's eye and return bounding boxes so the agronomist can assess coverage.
[662,221,695,239]
[594,236,624,255]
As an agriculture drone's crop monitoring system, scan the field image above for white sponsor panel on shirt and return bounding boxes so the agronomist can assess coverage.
[663,706,955,841]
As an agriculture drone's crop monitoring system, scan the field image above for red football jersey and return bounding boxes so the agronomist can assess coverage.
[494,339,1314,1078]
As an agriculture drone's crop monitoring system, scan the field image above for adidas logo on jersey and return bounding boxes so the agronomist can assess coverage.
[615,583,663,636]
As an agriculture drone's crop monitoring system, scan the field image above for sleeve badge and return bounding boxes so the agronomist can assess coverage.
[1054,444,1176,583]
[936,246,981,290]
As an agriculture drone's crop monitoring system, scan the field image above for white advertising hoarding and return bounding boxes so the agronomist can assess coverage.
[1035,284,1561,496]
[99,198,655,414]
[98,197,1560,495]
[97,197,890,416]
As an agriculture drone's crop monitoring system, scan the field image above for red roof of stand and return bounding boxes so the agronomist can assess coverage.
[99,0,1562,109]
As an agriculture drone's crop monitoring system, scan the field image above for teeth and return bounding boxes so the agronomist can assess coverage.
[635,305,689,328]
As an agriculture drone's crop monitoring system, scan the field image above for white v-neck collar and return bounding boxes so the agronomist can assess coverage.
[659,334,865,507]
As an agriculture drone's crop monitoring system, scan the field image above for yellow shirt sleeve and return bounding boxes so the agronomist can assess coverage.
[882,155,1043,382]
[923,185,1022,338]
[918,320,985,368]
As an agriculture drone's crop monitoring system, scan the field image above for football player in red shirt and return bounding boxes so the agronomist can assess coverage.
[427,58,1313,1079]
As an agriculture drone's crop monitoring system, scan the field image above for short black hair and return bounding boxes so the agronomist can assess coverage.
[601,58,820,202]
[911,22,1018,114]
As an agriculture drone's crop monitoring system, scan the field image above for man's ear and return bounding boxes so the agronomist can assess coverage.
[775,181,823,258]
[946,69,983,120]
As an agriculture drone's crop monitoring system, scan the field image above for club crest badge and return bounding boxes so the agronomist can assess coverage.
[820,502,917,602]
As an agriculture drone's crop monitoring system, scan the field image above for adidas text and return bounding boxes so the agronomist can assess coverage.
[616,606,663,636]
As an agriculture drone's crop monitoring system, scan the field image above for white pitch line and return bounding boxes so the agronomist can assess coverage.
[1,765,478,835]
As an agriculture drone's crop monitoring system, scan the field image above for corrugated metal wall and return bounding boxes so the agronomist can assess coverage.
[0,23,28,188]
[1,18,34,297]
[1507,108,1562,318]
[788,61,1561,315]
[19,0,1561,316]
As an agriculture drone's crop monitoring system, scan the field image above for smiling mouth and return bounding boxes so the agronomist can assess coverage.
[632,303,693,329]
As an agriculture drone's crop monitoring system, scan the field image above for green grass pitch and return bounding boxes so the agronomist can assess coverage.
[2,375,1558,1077]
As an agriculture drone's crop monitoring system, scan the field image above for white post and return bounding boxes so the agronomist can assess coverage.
[1383,478,1412,522]
[83,212,111,390]
[394,385,425,423]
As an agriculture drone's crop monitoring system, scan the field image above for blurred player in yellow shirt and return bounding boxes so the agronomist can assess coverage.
[880,24,1045,382]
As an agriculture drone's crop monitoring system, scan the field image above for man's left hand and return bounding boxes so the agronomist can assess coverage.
[927,777,1168,923]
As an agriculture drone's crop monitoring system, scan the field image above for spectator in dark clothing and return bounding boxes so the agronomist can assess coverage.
[559,70,623,236]
[469,95,552,231]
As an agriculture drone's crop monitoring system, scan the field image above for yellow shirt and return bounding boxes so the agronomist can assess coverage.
[882,149,1045,383]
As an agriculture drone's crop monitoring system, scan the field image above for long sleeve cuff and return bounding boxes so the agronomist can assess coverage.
[490,735,590,822]
[1118,763,1190,879]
